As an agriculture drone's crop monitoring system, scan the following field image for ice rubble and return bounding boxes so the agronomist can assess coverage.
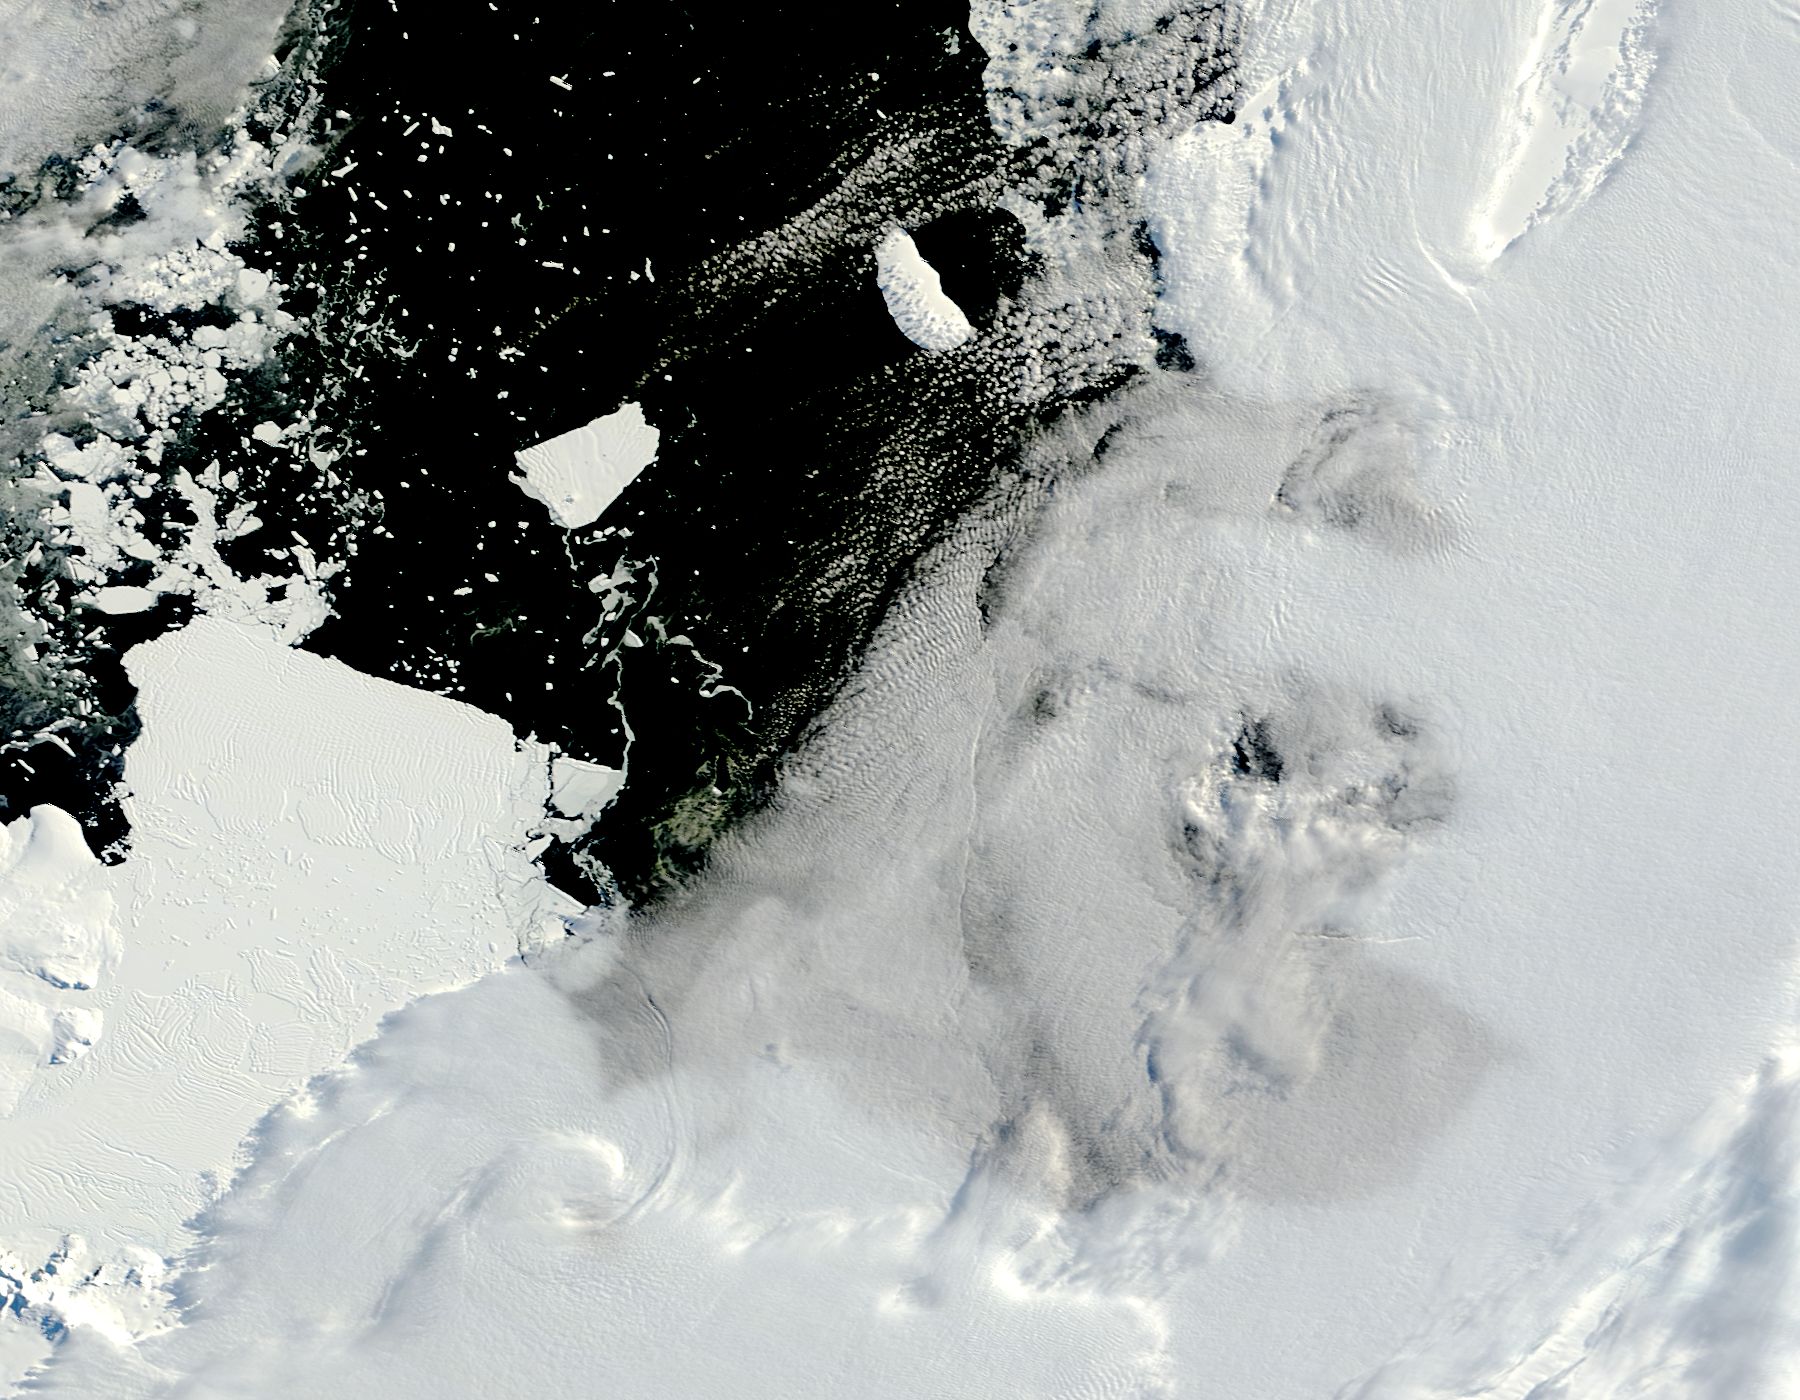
[17,134,345,643]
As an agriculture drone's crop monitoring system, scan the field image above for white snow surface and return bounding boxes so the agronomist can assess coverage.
[1,618,577,1383]
[511,402,660,530]
[873,227,976,351]
[17,0,1800,1396]
[0,807,117,1115]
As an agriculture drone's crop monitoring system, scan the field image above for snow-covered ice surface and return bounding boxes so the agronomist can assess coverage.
[511,402,660,531]
[0,806,117,1113]
[11,0,1800,1396]
[874,227,978,350]
[0,617,576,1382]
[1473,0,1658,261]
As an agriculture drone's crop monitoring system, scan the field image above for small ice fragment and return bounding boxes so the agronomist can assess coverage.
[235,267,273,306]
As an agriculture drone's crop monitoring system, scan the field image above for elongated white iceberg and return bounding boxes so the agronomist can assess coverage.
[874,228,975,351]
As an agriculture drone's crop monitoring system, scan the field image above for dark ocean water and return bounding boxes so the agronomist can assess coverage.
[253,0,1035,899]
[2,0,1234,900]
